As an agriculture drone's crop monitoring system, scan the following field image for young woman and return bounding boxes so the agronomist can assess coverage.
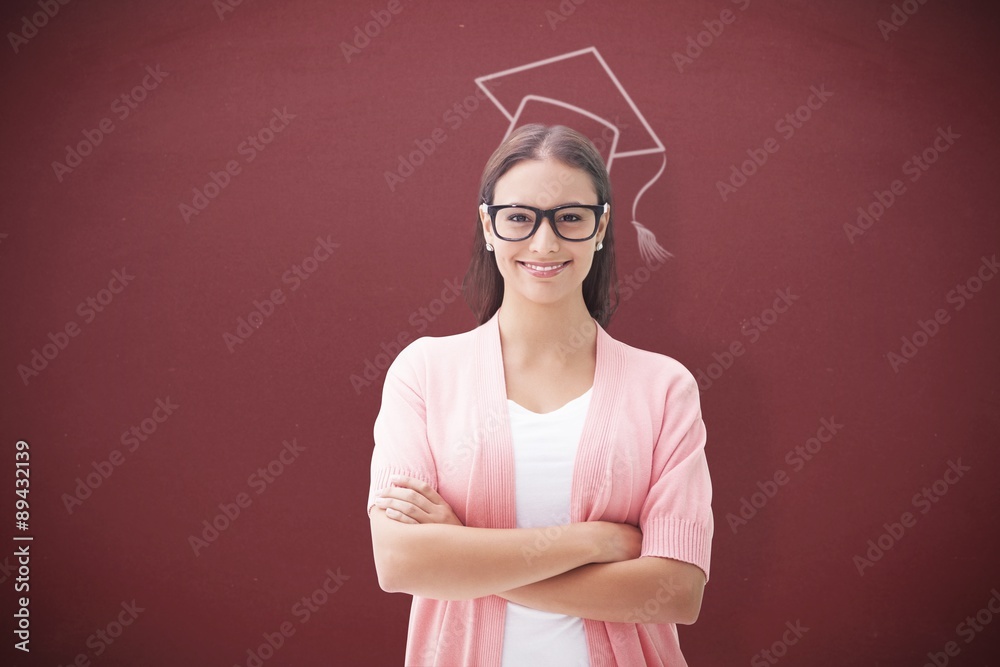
[367,124,713,666]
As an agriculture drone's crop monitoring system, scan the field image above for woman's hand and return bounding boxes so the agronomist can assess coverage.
[375,475,463,526]
[589,521,643,563]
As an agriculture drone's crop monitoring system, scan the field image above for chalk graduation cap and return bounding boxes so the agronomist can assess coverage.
[475,46,672,264]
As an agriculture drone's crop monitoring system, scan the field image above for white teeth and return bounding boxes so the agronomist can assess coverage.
[523,262,566,272]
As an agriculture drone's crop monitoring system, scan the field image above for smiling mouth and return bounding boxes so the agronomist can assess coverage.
[517,260,570,276]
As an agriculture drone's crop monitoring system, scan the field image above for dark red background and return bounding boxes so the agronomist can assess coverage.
[2,0,999,665]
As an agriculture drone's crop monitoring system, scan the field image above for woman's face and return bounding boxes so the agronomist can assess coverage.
[480,157,608,310]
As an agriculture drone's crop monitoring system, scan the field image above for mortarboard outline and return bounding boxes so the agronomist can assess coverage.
[475,46,673,265]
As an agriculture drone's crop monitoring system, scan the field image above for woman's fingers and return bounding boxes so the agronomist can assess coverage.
[393,475,445,504]
[376,476,463,526]
[376,478,443,524]
[393,476,464,525]
[379,483,435,514]
[375,496,428,522]
[384,507,418,524]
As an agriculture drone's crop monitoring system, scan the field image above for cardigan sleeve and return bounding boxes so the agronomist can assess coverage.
[637,368,714,582]
[366,340,438,517]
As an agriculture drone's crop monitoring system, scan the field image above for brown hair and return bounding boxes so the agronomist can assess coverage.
[462,124,620,328]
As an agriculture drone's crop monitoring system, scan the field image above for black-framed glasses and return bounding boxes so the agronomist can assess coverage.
[481,202,608,242]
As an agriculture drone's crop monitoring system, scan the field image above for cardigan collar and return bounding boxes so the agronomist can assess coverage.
[471,307,628,529]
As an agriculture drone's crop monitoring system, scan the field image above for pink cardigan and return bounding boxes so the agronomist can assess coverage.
[368,309,713,666]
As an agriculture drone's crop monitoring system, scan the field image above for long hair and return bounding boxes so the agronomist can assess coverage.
[462,124,620,328]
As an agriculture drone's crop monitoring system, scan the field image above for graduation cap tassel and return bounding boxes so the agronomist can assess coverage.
[632,220,673,265]
[630,154,673,265]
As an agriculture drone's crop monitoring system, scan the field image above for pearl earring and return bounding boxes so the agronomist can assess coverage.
[485,242,494,252]
[596,242,603,251]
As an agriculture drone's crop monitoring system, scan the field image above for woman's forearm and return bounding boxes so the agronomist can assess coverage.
[497,556,706,624]
[370,509,625,600]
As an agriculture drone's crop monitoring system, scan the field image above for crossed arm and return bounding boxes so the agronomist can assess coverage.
[368,476,705,625]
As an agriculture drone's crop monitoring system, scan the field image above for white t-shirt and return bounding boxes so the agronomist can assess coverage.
[500,386,593,667]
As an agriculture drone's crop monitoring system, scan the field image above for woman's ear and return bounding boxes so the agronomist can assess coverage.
[597,202,610,241]
[479,203,492,241]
